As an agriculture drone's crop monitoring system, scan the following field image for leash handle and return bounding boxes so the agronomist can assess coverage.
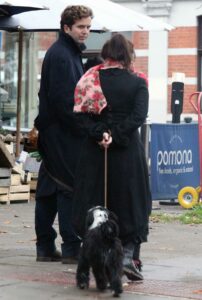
[104,146,108,209]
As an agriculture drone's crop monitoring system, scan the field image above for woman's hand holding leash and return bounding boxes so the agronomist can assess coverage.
[98,131,112,148]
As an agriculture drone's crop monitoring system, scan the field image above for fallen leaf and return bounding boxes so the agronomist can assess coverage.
[193,290,202,294]
[4,221,11,224]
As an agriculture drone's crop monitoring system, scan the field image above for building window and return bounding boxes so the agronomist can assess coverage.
[0,31,57,129]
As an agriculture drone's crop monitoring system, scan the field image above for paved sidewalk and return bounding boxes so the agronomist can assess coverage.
[0,200,202,300]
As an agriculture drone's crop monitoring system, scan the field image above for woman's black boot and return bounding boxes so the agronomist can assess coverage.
[133,242,143,271]
[123,243,143,281]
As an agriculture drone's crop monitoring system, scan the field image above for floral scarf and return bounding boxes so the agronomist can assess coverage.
[74,59,148,115]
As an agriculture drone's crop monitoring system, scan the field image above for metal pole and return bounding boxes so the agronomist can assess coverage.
[16,30,23,158]
[140,122,150,166]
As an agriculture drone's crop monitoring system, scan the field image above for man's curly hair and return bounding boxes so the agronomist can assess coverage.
[60,5,93,30]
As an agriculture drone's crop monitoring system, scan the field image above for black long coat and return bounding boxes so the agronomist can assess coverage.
[35,31,85,189]
[73,68,152,245]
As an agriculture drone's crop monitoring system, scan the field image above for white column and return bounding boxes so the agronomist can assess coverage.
[148,30,168,123]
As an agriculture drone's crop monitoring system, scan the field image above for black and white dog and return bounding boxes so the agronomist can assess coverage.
[76,206,123,297]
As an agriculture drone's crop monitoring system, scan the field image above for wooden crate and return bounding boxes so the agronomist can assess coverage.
[0,139,14,168]
[10,174,21,186]
[0,184,30,204]
[0,168,11,187]
[5,142,14,155]
[12,162,23,174]
[9,184,30,202]
[0,187,9,202]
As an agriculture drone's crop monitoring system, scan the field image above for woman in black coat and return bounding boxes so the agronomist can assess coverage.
[73,34,152,281]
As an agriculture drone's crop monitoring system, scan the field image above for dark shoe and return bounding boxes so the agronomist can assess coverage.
[62,256,78,264]
[36,250,62,262]
[123,260,144,281]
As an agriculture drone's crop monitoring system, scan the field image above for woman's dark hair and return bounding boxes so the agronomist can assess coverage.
[101,34,133,69]
[128,40,136,59]
[60,5,93,30]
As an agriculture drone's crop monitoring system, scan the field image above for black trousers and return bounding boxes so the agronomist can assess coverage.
[35,188,80,258]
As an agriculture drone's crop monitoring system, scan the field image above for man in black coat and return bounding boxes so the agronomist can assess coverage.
[34,5,93,263]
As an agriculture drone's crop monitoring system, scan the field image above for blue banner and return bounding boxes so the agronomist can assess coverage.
[150,123,200,200]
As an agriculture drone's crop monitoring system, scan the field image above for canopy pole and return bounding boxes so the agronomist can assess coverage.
[16,30,23,158]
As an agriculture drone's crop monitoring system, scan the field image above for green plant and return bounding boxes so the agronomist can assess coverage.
[179,204,202,224]
[150,204,202,224]
[150,213,179,223]
[29,151,42,162]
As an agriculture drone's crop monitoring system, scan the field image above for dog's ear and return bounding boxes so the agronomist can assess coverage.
[101,220,119,239]
[108,211,118,223]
